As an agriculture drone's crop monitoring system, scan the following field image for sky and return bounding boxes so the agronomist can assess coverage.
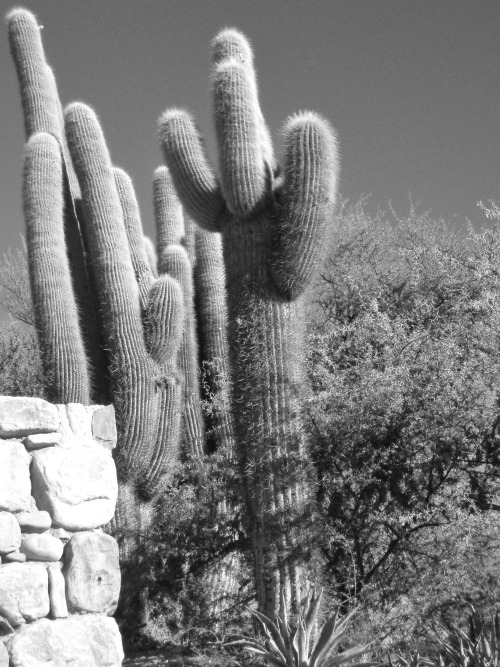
[1,0,500,259]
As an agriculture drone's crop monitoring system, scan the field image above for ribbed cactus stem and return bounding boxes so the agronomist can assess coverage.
[8,9,60,139]
[23,132,91,404]
[65,102,161,480]
[213,59,266,215]
[145,276,183,367]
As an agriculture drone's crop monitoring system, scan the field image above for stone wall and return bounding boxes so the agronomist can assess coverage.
[0,397,123,667]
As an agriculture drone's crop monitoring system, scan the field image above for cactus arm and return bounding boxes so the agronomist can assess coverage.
[153,166,185,256]
[23,132,91,404]
[270,113,340,300]
[158,109,224,231]
[138,275,184,499]
[212,29,275,179]
[65,102,161,480]
[7,9,60,138]
[114,167,155,309]
[212,29,268,216]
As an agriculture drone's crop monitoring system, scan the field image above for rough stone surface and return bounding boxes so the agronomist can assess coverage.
[0,640,8,666]
[64,532,120,615]
[15,511,51,533]
[0,512,21,555]
[0,441,30,512]
[23,432,62,450]
[0,397,59,438]
[31,444,118,530]
[9,616,124,667]
[91,405,117,449]
[0,616,14,637]
[3,552,26,564]
[47,562,67,619]
[0,563,49,623]
[20,534,63,562]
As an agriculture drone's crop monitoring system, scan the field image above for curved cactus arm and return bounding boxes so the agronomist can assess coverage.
[65,102,161,480]
[139,276,184,499]
[142,235,158,277]
[211,29,268,216]
[23,132,91,404]
[144,276,183,367]
[212,28,275,176]
[270,112,340,300]
[158,109,224,231]
[114,167,155,309]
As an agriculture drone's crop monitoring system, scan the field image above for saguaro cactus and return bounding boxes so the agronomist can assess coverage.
[159,28,339,616]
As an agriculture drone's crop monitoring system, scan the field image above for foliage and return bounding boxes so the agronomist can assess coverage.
[117,454,252,651]
[226,586,380,667]
[306,199,500,651]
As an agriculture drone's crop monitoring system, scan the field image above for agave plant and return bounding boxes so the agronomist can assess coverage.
[226,587,381,667]
[432,609,500,667]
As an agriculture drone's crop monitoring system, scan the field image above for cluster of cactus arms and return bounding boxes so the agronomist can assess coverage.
[159,29,339,616]
[8,7,338,620]
[8,8,186,498]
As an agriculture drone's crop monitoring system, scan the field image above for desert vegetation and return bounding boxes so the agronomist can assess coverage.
[3,6,500,667]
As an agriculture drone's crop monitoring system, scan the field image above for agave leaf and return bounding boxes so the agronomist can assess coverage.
[293,617,308,665]
[277,612,297,665]
[310,607,358,667]
[304,587,323,645]
[251,609,289,662]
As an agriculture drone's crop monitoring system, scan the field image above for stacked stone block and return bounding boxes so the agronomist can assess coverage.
[0,397,123,667]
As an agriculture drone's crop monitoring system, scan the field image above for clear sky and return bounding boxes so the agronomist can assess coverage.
[1,0,500,256]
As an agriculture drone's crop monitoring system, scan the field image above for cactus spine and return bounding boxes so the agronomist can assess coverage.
[159,29,339,616]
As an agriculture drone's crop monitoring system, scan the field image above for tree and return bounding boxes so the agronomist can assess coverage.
[306,199,500,650]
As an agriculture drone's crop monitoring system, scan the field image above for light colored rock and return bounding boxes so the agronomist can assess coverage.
[3,551,26,564]
[64,532,120,615]
[47,562,67,619]
[91,405,117,450]
[0,640,8,666]
[0,441,30,512]
[0,588,24,629]
[9,616,124,667]
[23,432,62,450]
[31,443,118,530]
[0,512,21,555]
[15,510,52,533]
[0,397,59,438]
[66,403,91,438]
[0,563,49,623]
[20,534,63,562]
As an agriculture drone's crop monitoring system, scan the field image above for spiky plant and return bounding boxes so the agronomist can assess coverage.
[226,587,380,667]
[159,27,339,618]
[433,610,500,667]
